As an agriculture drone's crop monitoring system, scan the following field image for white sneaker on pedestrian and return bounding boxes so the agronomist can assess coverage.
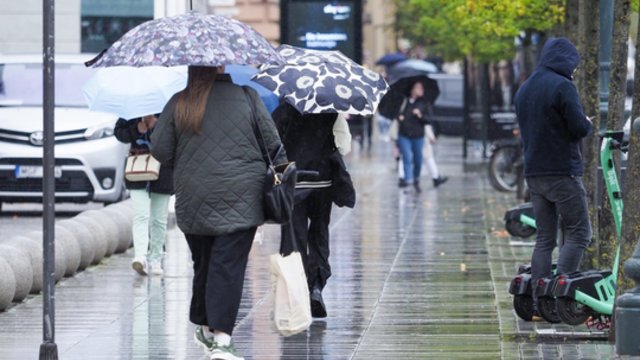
[131,257,147,276]
[149,261,163,276]
[209,342,244,360]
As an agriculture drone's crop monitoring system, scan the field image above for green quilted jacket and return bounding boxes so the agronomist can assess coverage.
[151,75,287,236]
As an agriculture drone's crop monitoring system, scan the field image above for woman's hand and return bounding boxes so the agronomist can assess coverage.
[398,115,405,121]
[412,108,422,118]
[137,119,148,134]
[137,115,158,133]
[144,115,158,129]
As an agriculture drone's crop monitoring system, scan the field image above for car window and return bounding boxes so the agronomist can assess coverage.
[0,62,95,107]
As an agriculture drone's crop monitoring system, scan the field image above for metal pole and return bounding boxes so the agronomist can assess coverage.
[39,0,58,359]
[462,57,469,158]
[599,0,613,115]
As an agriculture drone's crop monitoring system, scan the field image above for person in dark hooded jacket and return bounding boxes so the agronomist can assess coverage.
[514,37,593,317]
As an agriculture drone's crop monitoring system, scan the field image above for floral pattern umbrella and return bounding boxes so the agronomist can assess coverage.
[252,45,389,115]
[86,12,283,67]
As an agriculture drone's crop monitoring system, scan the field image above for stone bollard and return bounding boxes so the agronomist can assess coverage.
[0,244,33,302]
[0,256,16,311]
[26,231,66,283]
[77,210,119,257]
[102,206,133,254]
[108,201,135,248]
[72,215,108,265]
[4,236,43,294]
[58,218,96,270]
[55,226,81,277]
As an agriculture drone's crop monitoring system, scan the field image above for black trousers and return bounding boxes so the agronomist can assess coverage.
[281,189,333,291]
[185,227,256,335]
[527,176,591,283]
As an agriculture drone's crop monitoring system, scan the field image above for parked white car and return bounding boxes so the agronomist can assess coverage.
[0,54,128,209]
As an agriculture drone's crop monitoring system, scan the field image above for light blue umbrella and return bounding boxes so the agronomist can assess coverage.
[82,65,278,119]
[226,65,279,114]
[82,66,187,119]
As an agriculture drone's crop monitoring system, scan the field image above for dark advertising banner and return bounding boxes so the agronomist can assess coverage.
[281,0,362,63]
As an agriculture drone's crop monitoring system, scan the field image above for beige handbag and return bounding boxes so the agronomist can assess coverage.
[124,153,161,182]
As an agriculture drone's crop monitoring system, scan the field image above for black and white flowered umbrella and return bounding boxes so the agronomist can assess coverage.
[252,45,389,115]
[85,12,283,67]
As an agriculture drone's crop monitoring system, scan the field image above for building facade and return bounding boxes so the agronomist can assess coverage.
[0,0,397,67]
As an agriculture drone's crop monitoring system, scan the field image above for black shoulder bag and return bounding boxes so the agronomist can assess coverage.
[242,87,297,224]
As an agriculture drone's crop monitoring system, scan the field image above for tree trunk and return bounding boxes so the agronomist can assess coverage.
[601,0,629,269]
[619,3,640,297]
[520,30,534,82]
[605,0,630,342]
[564,0,580,44]
[577,1,601,270]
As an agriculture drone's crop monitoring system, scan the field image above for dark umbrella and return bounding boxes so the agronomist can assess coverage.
[390,75,440,104]
[375,52,407,67]
[377,75,440,119]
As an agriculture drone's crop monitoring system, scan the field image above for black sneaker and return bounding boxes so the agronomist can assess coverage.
[433,176,449,188]
[310,288,327,318]
[398,179,408,188]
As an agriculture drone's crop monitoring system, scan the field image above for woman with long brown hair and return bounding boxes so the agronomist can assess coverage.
[152,65,287,360]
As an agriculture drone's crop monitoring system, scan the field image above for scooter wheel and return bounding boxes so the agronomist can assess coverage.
[538,297,562,323]
[556,297,592,325]
[505,219,536,238]
[513,295,535,321]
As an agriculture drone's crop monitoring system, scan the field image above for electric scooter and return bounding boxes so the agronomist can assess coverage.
[509,131,626,326]
[548,131,626,327]
[504,202,536,238]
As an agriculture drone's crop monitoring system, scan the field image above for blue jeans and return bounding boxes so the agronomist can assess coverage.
[397,135,425,183]
[526,176,592,283]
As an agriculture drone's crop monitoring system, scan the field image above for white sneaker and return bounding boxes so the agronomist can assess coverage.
[149,261,163,276]
[131,257,147,275]
[209,343,244,360]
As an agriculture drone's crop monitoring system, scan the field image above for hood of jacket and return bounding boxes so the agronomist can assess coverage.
[537,37,580,79]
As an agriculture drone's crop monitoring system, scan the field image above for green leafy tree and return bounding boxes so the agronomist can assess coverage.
[395,0,564,62]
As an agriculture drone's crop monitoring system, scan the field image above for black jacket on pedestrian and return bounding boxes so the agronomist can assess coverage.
[114,117,173,194]
[398,97,431,139]
[514,37,592,177]
[271,103,355,208]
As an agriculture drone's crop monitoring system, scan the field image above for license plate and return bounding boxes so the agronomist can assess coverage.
[15,165,62,178]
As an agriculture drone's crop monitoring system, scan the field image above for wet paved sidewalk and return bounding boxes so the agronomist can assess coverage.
[0,138,619,359]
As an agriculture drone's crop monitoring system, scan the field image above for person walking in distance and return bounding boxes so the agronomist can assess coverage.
[151,66,287,360]
[114,114,173,276]
[396,80,447,192]
[514,37,593,318]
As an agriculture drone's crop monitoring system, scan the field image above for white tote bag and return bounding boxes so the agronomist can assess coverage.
[270,251,312,336]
